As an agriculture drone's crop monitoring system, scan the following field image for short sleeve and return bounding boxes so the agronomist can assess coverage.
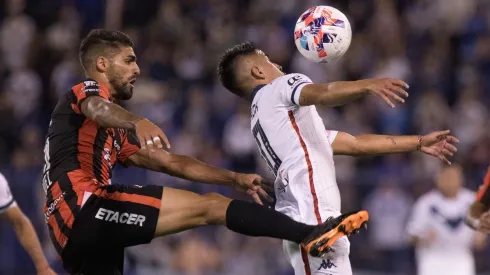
[117,129,141,164]
[71,79,111,113]
[326,130,338,144]
[278,73,313,106]
[0,173,16,214]
[406,197,428,238]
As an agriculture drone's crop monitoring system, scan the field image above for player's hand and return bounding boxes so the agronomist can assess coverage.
[478,212,490,233]
[234,173,274,205]
[416,230,437,247]
[423,230,437,246]
[36,266,57,275]
[134,118,171,151]
[363,78,409,108]
[419,130,459,165]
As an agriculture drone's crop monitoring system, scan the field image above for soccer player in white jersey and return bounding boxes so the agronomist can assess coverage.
[217,42,459,275]
[0,172,56,275]
[407,165,486,275]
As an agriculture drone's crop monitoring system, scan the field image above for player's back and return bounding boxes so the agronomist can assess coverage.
[250,73,340,224]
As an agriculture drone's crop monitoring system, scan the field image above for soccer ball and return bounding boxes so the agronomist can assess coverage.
[294,6,352,63]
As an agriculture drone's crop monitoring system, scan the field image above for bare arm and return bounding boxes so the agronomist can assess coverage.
[2,206,55,274]
[125,149,273,204]
[331,132,420,156]
[468,169,490,231]
[299,78,409,108]
[466,201,490,230]
[80,96,170,149]
[473,231,487,250]
[331,131,458,164]
[466,201,489,247]
[126,149,237,186]
[80,96,142,129]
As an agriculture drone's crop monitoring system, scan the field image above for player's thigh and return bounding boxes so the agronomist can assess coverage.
[155,187,232,237]
[62,184,163,273]
[284,240,352,275]
[75,184,163,246]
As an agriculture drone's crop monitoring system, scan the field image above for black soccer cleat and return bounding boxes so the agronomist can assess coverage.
[301,210,369,258]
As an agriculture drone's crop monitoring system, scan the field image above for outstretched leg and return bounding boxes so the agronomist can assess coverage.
[155,187,368,256]
[155,187,313,243]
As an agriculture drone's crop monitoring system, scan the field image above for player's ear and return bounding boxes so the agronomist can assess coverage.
[251,65,265,80]
[95,56,109,72]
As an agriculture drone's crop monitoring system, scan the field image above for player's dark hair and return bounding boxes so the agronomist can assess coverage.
[217,42,258,97]
[79,29,134,72]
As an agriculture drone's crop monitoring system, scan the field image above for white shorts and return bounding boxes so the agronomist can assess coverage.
[283,237,352,275]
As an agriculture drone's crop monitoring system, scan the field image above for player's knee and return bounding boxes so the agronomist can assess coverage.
[201,192,229,225]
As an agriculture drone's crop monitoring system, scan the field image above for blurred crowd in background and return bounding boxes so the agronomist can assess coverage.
[0,0,489,274]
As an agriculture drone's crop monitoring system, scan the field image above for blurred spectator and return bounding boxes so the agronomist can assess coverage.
[0,0,35,70]
[364,177,413,273]
[452,87,488,154]
[45,4,81,53]
[222,102,257,173]
[3,67,42,122]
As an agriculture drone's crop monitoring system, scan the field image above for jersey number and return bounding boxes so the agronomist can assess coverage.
[252,121,282,176]
[42,120,53,193]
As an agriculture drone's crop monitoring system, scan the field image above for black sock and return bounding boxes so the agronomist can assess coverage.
[225,200,314,243]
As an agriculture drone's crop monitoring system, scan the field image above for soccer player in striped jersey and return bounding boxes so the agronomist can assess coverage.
[43,29,368,275]
[0,173,56,275]
[217,42,459,275]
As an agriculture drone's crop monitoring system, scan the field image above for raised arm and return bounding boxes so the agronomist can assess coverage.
[81,96,141,129]
[80,96,170,150]
[125,149,273,205]
[331,130,459,165]
[299,78,409,108]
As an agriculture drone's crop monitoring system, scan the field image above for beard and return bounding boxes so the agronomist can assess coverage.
[109,75,133,100]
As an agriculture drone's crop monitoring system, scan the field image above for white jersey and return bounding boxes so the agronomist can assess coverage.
[250,73,340,224]
[251,74,350,274]
[407,189,477,275]
[0,172,16,214]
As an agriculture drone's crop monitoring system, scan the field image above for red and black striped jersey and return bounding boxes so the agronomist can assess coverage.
[476,166,490,205]
[42,79,140,193]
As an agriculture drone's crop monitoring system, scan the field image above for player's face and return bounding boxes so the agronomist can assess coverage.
[107,46,140,100]
[437,167,462,197]
[256,50,285,80]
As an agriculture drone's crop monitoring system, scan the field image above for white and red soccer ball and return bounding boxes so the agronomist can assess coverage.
[294,6,352,63]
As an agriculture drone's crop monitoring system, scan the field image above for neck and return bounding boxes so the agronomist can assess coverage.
[441,191,458,199]
[86,73,117,98]
[249,84,266,102]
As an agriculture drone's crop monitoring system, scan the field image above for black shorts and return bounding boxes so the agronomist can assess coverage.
[47,179,163,275]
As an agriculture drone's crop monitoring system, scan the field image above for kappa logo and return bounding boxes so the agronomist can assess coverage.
[95,207,146,227]
[277,170,289,193]
[318,259,336,270]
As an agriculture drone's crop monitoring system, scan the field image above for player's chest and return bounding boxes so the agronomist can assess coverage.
[97,129,125,165]
[428,202,470,231]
